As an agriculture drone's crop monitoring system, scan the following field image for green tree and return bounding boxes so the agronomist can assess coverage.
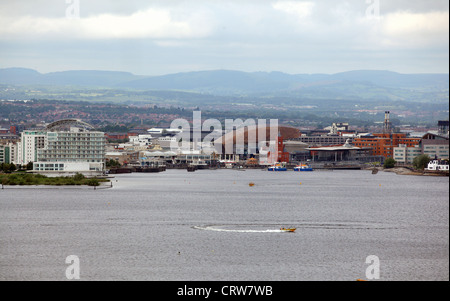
[383,157,396,169]
[1,163,15,173]
[413,154,431,170]
[73,173,86,182]
[9,163,16,172]
[87,179,100,187]
[106,159,121,168]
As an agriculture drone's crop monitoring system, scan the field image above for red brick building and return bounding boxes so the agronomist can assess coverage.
[353,133,421,158]
[276,135,290,163]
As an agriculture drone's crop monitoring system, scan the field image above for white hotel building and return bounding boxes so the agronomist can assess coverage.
[15,119,106,177]
[34,128,105,177]
[16,130,47,165]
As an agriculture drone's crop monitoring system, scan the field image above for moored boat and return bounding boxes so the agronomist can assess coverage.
[268,162,287,171]
[187,165,197,172]
[294,164,313,172]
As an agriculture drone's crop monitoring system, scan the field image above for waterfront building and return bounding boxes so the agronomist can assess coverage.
[16,130,47,165]
[426,160,449,171]
[215,125,301,164]
[283,140,310,162]
[0,144,11,164]
[390,132,449,163]
[294,135,349,147]
[34,128,105,176]
[105,150,141,166]
[393,144,422,164]
[420,133,449,160]
[353,133,421,158]
[129,134,155,146]
[274,134,290,163]
[27,119,106,177]
[158,136,178,149]
[306,139,373,162]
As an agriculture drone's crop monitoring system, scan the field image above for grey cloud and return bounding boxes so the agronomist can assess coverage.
[0,0,448,75]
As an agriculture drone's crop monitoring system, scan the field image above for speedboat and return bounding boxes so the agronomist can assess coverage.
[280,228,296,233]
[294,164,313,171]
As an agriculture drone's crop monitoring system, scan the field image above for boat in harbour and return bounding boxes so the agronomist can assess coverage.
[294,163,313,172]
[221,161,236,169]
[187,165,197,172]
[268,162,287,171]
[190,160,210,170]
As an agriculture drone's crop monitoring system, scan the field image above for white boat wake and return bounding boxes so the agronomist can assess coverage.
[193,222,392,233]
[193,225,286,233]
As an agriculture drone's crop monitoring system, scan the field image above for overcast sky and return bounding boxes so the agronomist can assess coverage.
[0,0,448,75]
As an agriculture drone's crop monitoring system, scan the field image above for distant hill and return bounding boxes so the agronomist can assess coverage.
[0,67,448,102]
[0,68,42,85]
[330,70,449,90]
[118,70,298,94]
[118,69,449,93]
[0,68,143,86]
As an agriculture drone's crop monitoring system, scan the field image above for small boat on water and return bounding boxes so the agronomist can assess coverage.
[191,160,210,170]
[268,162,287,171]
[294,163,313,172]
[280,228,296,233]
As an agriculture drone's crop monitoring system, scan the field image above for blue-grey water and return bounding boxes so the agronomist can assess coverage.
[0,169,448,281]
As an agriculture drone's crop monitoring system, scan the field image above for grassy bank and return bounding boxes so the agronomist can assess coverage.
[0,172,109,186]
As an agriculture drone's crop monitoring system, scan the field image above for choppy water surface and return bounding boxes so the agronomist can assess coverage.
[0,169,448,281]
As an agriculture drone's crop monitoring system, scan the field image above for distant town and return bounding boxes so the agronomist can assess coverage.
[1,108,448,178]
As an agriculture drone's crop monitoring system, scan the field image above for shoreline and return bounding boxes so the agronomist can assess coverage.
[373,167,449,177]
[0,172,110,188]
[1,168,448,189]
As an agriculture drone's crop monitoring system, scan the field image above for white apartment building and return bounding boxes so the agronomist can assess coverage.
[393,144,423,164]
[128,134,155,146]
[33,127,105,176]
[16,130,47,165]
[0,144,10,164]
[0,143,18,165]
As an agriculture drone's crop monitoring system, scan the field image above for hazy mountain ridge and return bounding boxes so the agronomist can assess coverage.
[0,68,143,86]
[0,67,448,102]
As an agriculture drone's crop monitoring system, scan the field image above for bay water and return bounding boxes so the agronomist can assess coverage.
[0,169,448,281]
